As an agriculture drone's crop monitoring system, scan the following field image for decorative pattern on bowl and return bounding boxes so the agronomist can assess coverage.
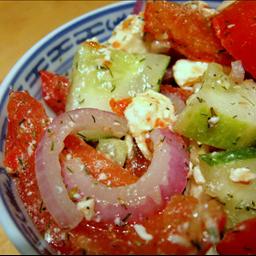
[0,1,221,254]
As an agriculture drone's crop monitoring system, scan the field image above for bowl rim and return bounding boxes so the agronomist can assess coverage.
[0,1,134,254]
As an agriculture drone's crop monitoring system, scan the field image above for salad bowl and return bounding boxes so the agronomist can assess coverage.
[0,0,224,254]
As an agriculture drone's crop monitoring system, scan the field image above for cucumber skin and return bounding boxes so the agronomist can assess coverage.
[200,147,256,166]
[174,101,256,149]
[200,151,256,227]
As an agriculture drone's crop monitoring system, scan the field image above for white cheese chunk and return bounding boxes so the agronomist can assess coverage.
[167,234,191,247]
[98,173,108,181]
[124,90,176,159]
[77,197,95,221]
[189,184,204,199]
[173,59,208,87]
[107,14,148,54]
[208,116,220,128]
[193,165,206,184]
[27,140,36,157]
[44,230,53,243]
[125,134,134,159]
[229,167,256,184]
[134,224,153,241]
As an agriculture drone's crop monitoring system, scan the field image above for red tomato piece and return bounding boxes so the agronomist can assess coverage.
[4,91,49,174]
[144,1,232,65]
[4,92,74,254]
[4,91,54,232]
[160,85,193,102]
[69,196,226,255]
[212,1,256,79]
[40,71,70,114]
[217,218,256,255]
[62,135,138,187]
[109,97,132,117]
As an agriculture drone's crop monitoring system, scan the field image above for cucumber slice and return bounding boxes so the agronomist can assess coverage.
[174,63,256,149]
[66,42,170,112]
[200,148,256,227]
[96,138,128,166]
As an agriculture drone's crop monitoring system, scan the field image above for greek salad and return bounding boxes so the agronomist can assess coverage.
[4,0,256,254]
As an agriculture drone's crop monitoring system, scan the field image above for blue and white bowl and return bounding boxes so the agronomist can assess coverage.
[0,1,221,254]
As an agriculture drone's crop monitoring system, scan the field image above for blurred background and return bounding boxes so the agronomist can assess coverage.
[0,1,115,254]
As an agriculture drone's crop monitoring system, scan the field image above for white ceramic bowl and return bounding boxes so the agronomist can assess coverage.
[0,1,221,254]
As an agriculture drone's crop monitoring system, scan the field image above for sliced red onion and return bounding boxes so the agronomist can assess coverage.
[230,60,245,84]
[162,67,173,84]
[35,108,128,229]
[63,128,189,223]
[132,0,146,14]
[162,92,186,114]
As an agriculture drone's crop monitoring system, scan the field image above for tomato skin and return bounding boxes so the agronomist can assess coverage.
[144,1,232,65]
[109,97,132,117]
[40,71,70,114]
[4,91,54,233]
[69,195,226,255]
[217,218,256,255]
[160,85,192,102]
[62,135,138,187]
[4,91,49,174]
[3,92,74,254]
[212,1,256,79]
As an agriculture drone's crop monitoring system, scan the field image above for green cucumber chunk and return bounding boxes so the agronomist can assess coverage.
[200,148,256,227]
[174,63,256,149]
[96,138,128,166]
[66,42,170,112]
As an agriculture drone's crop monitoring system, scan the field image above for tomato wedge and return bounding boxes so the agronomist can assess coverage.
[217,218,256,255]
[62,135,138,187]
[4,91,49,174]
[144,1,232,65]
[40,71,70,114]
[212,1,256,79]
[70,195,226,255]
[4,91,55,233]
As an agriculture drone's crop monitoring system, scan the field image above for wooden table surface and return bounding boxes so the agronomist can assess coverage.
[0,1,115,254]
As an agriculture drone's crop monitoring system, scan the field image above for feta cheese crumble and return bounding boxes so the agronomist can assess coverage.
[98,173,108,181]
[208,116,220,128]
[193,165,206,184]
[107,14,148,54]
[134,224,153,241]
[77,197,95,221]
[124,90,176,159]
[167,234,191,247]
[173,59,208,87]
[229,167,256,184]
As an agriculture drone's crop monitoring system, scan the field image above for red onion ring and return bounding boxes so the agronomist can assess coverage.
[230,60,245,84]
[63,128,189,223]
[35,108,128,229]
[132,0,146,14]
[162,91,186,114]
